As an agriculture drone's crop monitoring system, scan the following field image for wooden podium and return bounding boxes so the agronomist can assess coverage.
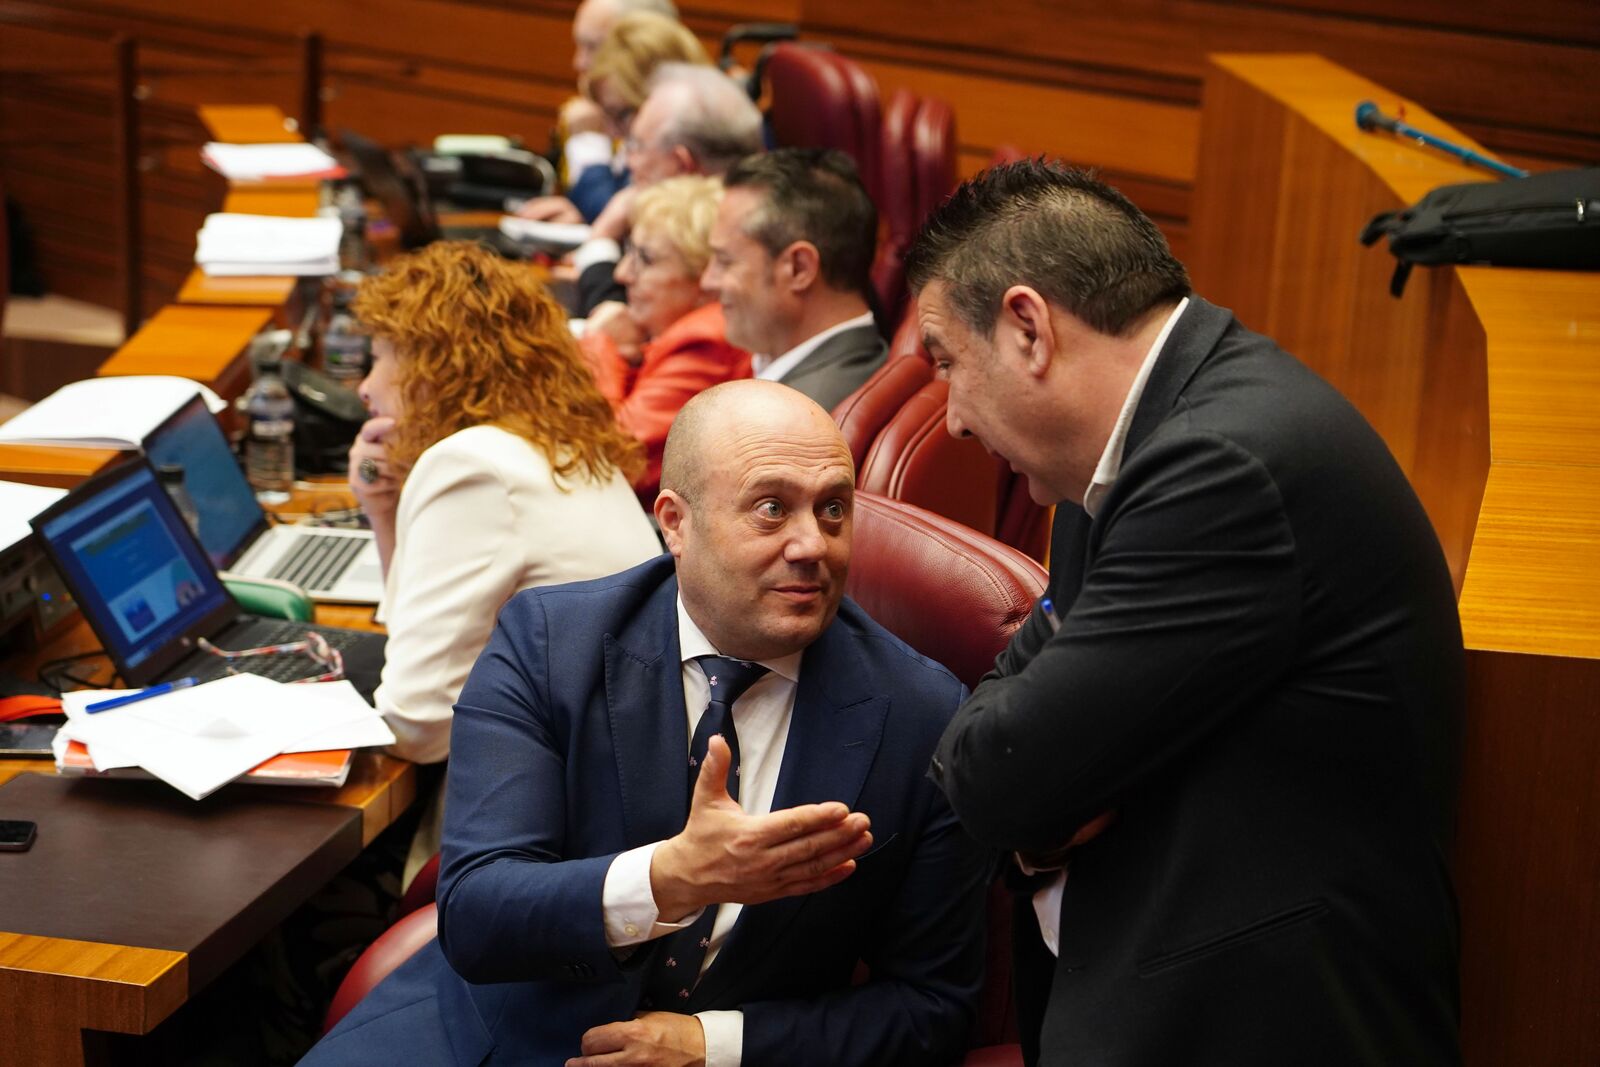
[1190,54,1600,1066]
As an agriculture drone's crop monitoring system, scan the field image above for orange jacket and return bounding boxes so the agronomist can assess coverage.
[584,302,752,504]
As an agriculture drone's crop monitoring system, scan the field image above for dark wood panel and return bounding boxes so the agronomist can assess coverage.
[1458,650,1600,1067]
[801,0,1600,140]
[1249,0,1600,46]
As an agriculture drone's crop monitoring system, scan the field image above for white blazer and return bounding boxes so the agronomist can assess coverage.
[375,424,660,764]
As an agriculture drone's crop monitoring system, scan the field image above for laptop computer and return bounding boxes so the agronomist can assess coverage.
[143,395,384,604]
[30,458,384,692]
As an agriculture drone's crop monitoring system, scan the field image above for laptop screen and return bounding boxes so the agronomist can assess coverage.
[33,461,232,674]
[143,396,267,569]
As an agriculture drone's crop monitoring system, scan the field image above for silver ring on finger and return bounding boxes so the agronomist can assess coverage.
[358,457,380,484]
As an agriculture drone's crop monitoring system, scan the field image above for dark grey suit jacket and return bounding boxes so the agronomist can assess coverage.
[934,297,1463,1066]
[778,322,887,413]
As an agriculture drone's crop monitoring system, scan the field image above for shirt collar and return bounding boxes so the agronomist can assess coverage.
[752,311,876,379]
[1082,297,1189,518]
[675,594,803,683]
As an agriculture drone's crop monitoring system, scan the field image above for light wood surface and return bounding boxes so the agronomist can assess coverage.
[1187,54,1600,1067]
[95,305,273,400]
[0,932,188,1067]
[221,186,322,217]
[0,444,122,488]
[177,269,298,307]
[198,104,301,144]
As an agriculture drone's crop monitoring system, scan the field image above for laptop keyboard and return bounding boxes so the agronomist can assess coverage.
[267,533,365,592]
[190,619,371,684]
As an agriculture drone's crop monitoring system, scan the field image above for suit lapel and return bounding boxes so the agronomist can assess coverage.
[604,576,690,848]
[782,325,884,382]
[1122,297,1232,458]
[688,615,887,1007]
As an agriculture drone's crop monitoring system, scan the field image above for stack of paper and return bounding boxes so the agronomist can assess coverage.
[54,674,396,800]
[196,213,343,277]
[498,215,591,252]
[0,480,66,552]
[0,376,226,449]
[202,141,345,182]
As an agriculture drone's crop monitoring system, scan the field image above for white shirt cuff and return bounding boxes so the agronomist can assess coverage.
[573,236,622,275]
[564,131,614,179]
[1031,871,1067,958]
[696,1010,744,1067]
[601,841,705,947]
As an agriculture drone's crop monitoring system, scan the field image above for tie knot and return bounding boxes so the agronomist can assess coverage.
[696,655,768,707]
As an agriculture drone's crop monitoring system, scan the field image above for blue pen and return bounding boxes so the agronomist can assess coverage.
[1039,597,1062,634]
[85,677,201,715]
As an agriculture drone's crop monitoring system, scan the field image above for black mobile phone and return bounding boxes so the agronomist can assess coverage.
[0,819,37,852]
[0,722,59,758]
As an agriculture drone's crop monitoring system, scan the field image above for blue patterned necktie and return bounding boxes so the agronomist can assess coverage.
[640,654,769,1010]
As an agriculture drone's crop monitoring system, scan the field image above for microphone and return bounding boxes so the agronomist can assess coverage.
[1353,100,1527,180]
[1354,101,1397,134]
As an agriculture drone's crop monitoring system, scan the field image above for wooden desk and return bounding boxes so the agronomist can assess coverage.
[96,306,273,403]
[0,492,406,1067]
[198,105,301,145]
[0,444,122,490]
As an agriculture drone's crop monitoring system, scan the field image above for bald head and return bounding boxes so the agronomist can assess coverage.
[662,380,850,505]
[656,380,855,660]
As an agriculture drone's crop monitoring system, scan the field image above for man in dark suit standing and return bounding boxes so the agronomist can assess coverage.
[302,380,989,1067]
[702,149,888,413]
[908,160,1463,1065]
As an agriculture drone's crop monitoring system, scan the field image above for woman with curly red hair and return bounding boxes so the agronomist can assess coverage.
[347,241,660,772]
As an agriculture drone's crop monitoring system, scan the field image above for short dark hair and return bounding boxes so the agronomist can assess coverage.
[723,147,877,297]
[905,158,1190,338]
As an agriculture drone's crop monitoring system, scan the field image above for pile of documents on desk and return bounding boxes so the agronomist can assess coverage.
[201,141,345,182]
[196,213,342,276]
[52,674,395,801]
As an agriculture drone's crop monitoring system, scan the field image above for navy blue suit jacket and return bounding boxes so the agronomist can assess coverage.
[308,555,990,1066]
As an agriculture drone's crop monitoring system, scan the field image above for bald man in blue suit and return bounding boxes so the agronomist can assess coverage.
[303,381,990,1067]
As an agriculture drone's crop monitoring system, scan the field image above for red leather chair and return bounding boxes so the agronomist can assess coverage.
[831,341,933,471]
[846,491,1037,1064]
[833,316,1050,560]
[846,491,1042,690]
[323,903,438,1034]
[763,43,882,206]
[875,89,957,329]
[397,852,440,919]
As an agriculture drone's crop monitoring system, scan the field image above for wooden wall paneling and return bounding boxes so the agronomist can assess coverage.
[1258,0,1600,46]
[1456,649,1600,1067]
[800,0,1600,156]
[841,54,1200,184]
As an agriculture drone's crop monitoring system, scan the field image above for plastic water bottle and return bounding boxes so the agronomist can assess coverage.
[322,273,370,383]
[244,370,296,505]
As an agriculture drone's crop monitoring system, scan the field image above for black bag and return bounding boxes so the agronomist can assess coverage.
[1360,166,1600,296]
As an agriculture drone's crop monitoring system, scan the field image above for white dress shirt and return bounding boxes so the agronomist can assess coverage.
[600,596,804,1067]
[752,311,876,381]
[1028,297,1188,956]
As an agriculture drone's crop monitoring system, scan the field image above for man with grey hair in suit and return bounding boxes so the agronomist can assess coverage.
[701,148,887,413]
[575,63,765,319]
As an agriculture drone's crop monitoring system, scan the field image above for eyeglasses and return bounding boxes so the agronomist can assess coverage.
[197,632,345,684]
[618,241,677,272]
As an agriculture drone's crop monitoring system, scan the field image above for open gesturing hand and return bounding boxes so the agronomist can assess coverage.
[650,736,872,923]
